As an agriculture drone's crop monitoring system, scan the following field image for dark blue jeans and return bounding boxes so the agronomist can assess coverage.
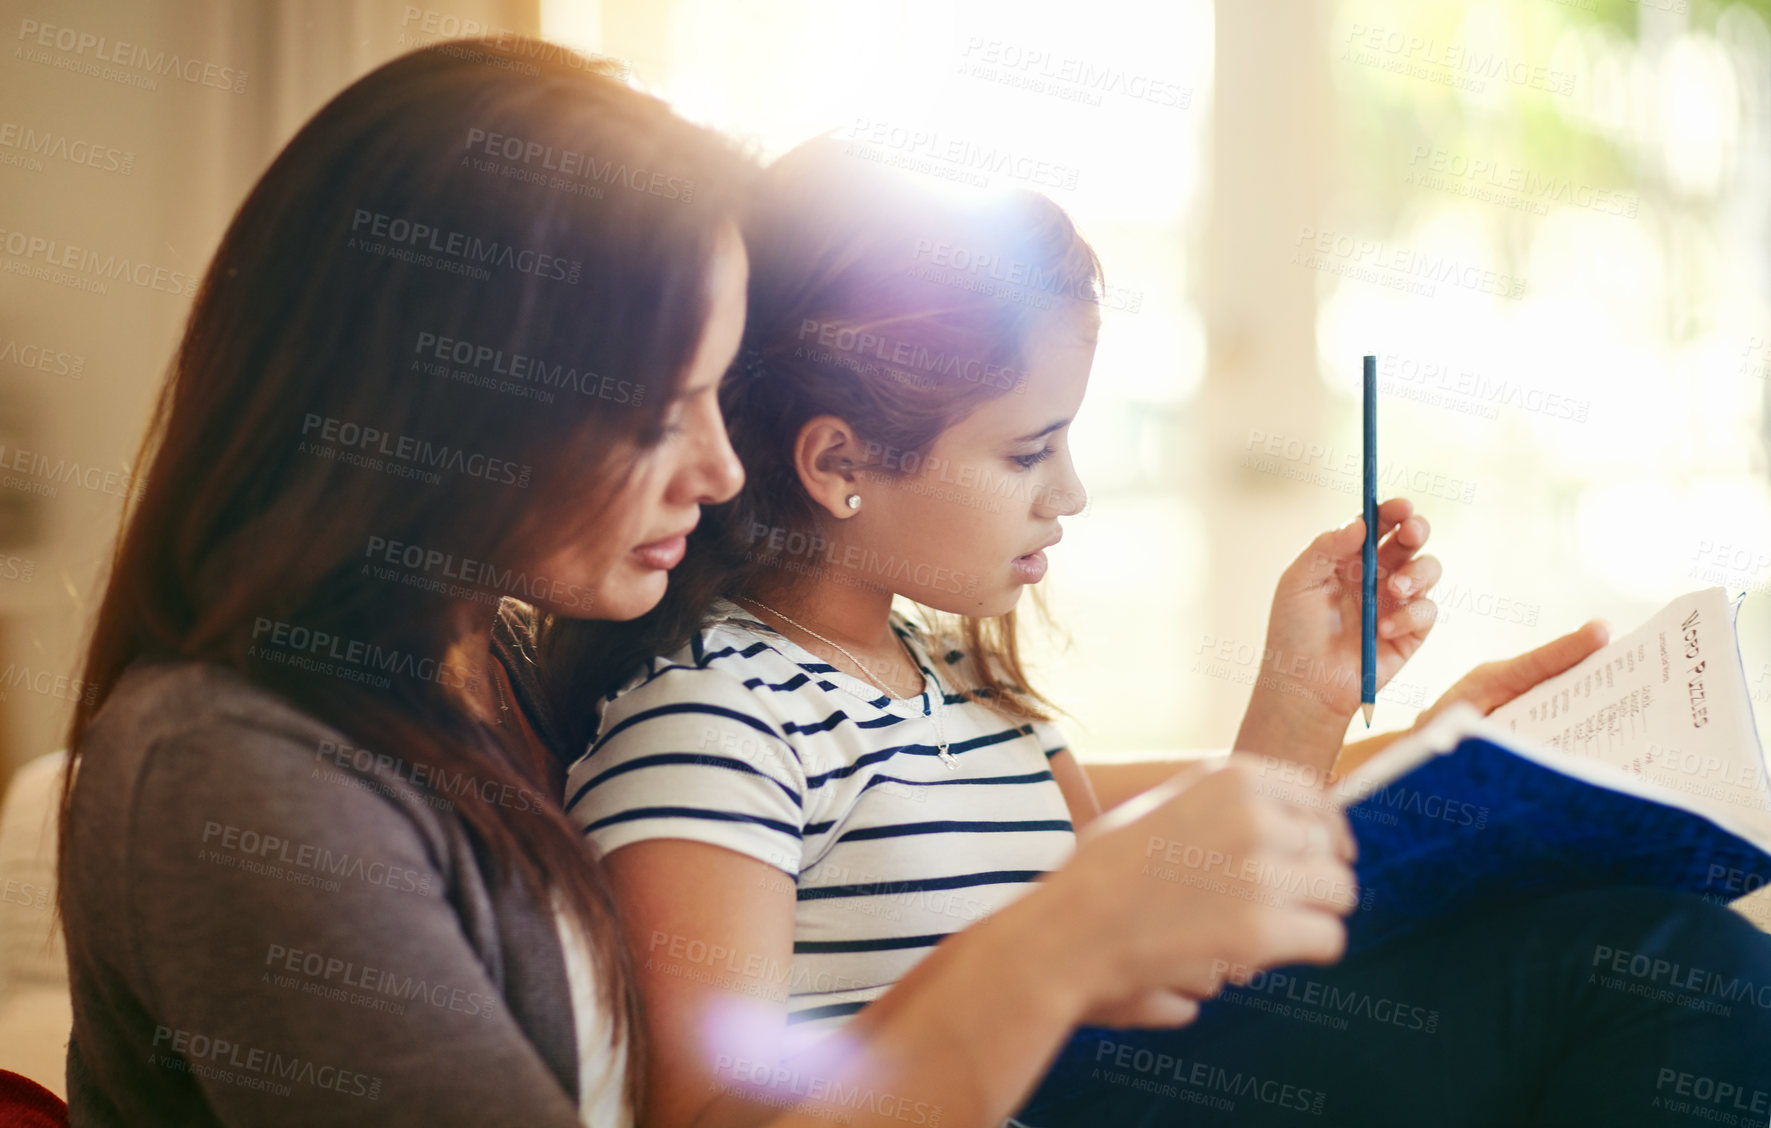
[1010,889,1771,1126]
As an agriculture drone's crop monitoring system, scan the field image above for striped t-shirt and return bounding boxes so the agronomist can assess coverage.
[565,597,1076,1042]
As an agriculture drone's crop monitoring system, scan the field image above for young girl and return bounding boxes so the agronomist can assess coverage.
[555,138,1771,1126]
[56,39,1363,1128]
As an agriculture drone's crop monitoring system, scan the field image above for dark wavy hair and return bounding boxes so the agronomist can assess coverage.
[541,135,1103,749]
[59,37,755,1112]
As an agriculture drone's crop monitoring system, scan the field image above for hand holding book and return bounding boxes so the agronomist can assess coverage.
[1332,617,1612,781]
[1326,587,1771,952]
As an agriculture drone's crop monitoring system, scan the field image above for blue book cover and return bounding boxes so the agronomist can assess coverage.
[1335,587,1771,954]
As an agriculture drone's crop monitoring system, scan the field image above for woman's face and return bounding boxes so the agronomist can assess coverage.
[531,224,748,621]
[847,305,1096,617]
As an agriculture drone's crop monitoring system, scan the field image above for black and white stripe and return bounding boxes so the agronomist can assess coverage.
[565,598,1075,1039]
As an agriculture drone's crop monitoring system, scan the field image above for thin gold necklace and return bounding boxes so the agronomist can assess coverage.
[739,596,957,770]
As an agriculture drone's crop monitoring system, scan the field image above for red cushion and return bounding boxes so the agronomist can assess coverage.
[0,1070,67,1128]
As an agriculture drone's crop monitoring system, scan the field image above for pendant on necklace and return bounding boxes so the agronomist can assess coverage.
[936,746,958,770]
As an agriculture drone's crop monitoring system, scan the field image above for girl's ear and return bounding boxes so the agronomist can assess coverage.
[794,414,864,520]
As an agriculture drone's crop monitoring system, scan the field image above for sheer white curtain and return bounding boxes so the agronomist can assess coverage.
[0,0,538,781]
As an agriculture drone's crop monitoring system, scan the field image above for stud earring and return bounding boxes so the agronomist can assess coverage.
[845,493,861,510]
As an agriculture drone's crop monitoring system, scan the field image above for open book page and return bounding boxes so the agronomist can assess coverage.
[1481,586,1771,836]
[1314,589,1771,945]
[1331,700,1771,850]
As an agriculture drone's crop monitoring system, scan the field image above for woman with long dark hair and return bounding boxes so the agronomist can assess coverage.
[57,38,756,1124]
[57,38,1361,1127]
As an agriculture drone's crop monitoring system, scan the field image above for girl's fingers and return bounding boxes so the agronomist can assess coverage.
[1386,554,1442,599]
[1379,597,1438,639]
[1375,512,1429,577]
[1114,990,1202,1029]
[1333,500,1425,585]
[1254,906,1350,969]
[1282,801,1358,864]
[1297,856,1360,913]
[1298,518,1366,587]
[1375,496,1414,527]
[1463,619,1609,710]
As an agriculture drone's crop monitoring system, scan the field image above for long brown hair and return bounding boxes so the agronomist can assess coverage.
[542,136,1103,746]
[58,37,754,1111]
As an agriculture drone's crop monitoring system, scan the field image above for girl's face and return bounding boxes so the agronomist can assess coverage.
[856,306,1095,617]
[530,224,749,621]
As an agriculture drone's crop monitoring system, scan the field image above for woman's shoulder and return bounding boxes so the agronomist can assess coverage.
[62,661,582,1122]
[70,660,456,858]
[63,661,466,964]
[88,659,344,765]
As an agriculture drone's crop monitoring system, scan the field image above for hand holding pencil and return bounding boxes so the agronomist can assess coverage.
[1231,496,1441,774]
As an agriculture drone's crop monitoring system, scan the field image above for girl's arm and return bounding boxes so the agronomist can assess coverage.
[608,835,1151,1128]
[601,840,797,1128]
[1046,746,1103,828]
[605,763,1362,1128]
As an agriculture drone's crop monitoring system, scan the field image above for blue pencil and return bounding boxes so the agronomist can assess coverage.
[1362,353,1377,728]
